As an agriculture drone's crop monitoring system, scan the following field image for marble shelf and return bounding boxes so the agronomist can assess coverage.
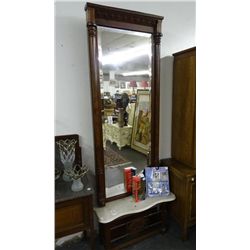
[94,192,176,224]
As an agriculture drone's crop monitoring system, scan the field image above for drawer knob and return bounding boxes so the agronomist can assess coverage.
[191,177,195,182]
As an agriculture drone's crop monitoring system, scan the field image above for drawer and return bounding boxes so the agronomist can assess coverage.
[55,198,89,236]
[100,205,165,250]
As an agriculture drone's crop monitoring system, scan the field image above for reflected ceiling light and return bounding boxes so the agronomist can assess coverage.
[122,70,151,76]
[100,44,151,65]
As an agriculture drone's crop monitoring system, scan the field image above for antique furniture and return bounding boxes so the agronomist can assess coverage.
[172,48,196,167]
[95,194,175,250]
[55,135,95,250]
[161,47,196,240]
[103,108,114,118]
[161,158,195,240]
[55,178,95,250]
[85,3,174,249]
[103,123,132,150]
[85,1,162,205]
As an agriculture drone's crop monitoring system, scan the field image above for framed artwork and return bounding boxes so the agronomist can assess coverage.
[120,81,126,89]
[131,89,151,155]
[115,81,120,88]
[110,79,118,87]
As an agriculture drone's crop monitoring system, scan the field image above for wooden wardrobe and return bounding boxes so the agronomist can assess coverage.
[161,47,196,240]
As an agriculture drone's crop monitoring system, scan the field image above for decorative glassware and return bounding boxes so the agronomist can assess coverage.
[56,139,77,182]
[65,164,89,192]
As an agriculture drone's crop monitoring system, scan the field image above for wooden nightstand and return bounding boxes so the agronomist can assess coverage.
[55,177,95,250]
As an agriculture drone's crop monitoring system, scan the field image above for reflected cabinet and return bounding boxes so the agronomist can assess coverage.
[85,2,163,206]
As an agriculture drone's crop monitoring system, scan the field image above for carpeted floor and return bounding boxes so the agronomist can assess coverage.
[104,145,130,167]
[55,218,196,250]
[106,141,147,172]
[104,142,148,189]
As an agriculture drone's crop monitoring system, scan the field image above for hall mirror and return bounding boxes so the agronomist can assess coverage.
[99,26,151,199]
[85,2,163,206]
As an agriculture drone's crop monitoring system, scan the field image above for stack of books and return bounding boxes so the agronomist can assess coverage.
[124,166,170,202]
[132,172,146,202]
[124,167,136,193]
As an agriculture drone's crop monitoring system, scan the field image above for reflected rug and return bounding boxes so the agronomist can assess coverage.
[104,146,131,168]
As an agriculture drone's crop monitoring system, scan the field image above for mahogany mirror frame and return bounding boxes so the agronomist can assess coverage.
[85,2,163,206]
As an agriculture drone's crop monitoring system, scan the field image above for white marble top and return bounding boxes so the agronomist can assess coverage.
[94,192,176,224]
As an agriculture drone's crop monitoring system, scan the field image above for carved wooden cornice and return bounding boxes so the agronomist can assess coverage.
[95,8,157,27]
[85,2,163,29]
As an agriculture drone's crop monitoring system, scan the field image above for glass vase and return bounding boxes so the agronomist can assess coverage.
[71,178,84,192]
[62,162,73,182]
[57,139,77,182]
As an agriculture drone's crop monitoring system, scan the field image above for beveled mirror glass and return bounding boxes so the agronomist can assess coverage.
[98,26,152,198]
[85,2,163,206]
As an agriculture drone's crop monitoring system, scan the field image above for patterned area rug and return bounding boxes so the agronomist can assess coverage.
[104,146,130,168]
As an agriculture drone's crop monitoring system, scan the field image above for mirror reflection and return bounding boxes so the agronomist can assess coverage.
[98,26,152,198]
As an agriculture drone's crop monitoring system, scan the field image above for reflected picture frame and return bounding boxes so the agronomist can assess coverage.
[131,89,151,155]
[120,81,126,89]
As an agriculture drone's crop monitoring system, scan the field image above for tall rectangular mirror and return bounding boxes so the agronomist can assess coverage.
[85,2,163,206]
[98,26,151,198]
